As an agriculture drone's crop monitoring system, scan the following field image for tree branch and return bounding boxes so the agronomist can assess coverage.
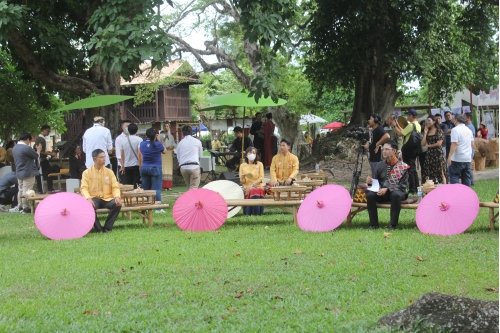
[8,30,99,97]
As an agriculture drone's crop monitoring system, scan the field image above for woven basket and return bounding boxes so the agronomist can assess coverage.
[421,179,435,194]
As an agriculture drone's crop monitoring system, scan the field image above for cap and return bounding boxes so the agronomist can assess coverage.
[481,121,486,126]
[404,109,417,116]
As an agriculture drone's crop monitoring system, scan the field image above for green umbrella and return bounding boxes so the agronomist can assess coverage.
[206,93,287,161]
[198,104,232,112]
[206,92,286,107]
[56,94,135,112]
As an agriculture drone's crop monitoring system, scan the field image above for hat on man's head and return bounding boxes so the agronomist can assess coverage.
[481,121,487,126]
[404,109,417,116]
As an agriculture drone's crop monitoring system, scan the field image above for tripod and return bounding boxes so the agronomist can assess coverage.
[349,145,369,198]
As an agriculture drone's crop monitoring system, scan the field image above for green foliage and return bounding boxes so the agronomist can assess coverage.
[0,50,66,142]
[200,133,212,142]
[0,1,26,40]
[221,132,235,145]
[87,0,174,79]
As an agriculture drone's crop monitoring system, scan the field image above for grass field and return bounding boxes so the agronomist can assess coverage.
[0,179,497,332]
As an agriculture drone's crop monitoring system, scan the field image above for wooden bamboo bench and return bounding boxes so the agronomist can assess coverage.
[347,201,499,231]
[225,199,302,225]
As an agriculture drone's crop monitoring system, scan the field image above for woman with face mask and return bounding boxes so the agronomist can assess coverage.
[239,146,265,215]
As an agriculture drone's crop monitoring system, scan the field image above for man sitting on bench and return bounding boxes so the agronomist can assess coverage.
[80,149,121,233]
[366,140,409,231]
[270,139,299,187]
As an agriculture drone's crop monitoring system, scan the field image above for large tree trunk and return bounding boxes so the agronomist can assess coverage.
[269,105,308,156]
[350,66,401,126]
[84,65,122,136]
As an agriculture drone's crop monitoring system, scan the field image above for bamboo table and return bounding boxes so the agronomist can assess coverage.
[271,185,307,201]
[294,180,325,192]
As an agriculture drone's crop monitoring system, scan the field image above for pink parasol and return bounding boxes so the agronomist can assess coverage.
[34,192,95,240]
[297,184,352,232]
[416,184,479,236]
[173,188,228,232]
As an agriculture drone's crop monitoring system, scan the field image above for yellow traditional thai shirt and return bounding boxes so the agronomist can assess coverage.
[270,152,299,183]
[211,139,222,151]
[239,161,265,188]
[80,165,120,201]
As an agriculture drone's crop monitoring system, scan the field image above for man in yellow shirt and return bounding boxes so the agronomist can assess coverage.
[81,149,122,233]
[270,139,299,186]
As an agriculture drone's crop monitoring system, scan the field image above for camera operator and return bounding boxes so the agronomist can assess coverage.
[362,114,390,175]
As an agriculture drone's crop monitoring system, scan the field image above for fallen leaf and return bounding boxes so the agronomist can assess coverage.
[384,246,388,249]
[93,310,99,315]
[215,230,220,234]
[383,232,391,238]
[83,310,91,315]
[106,312,112,315]
[350,276,357,280]
[235,253,241,257]
[219,259,225,263]
[138,261,142,265]
[235,292,244,298]
[28,226,35,230]
[221,315,228,319]
[294,249,302,254]
[31,250,37,253]
[264,226,269,229]
[121,269,126,273]
[409,299,413,303]
[415,255,425,261]
[360,262,367,266]
[246,288,252,293]
[162,224,169,227]
[226,307,237,312]
[141,293,149,297]
[326,261,335,266]
[411,274,428,278]
[332,307,341,313]
[274,295,283,300]
[319,252,325,257]
[281,257,288,261]
[486,287,499,292]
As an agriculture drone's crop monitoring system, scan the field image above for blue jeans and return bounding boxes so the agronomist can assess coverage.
[449,161,472,187]
[140,166,162,201]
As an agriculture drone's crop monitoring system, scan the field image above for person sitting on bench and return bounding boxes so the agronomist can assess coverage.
[239,146,265,215]
[270,139,299,187]
[0,171,18,212]
[225,126,253,172]
[80,149,121,233]
[366,140,409,231]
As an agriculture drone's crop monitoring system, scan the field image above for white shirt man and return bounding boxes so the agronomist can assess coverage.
[447,114,474,187]
[114,120,131,170]
[176,126,203,189]
[82,117,113,168]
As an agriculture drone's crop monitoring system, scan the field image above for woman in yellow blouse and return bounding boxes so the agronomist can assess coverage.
[239,146,265,215]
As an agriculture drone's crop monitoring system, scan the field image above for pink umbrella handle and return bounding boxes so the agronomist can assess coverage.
[195,201,203,209]
[439,202,449,211]
[60,208,69,216]
[316,200,324,208]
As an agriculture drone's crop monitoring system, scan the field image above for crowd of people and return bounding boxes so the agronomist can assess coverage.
[0,108,490,232]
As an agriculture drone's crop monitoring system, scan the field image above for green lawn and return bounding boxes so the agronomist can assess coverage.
[0,180,497,332]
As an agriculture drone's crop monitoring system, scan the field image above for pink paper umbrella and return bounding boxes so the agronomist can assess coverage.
[297,184,352,232]
[173,188,228,232]
[416,184,479,236]
[34,192,95,240]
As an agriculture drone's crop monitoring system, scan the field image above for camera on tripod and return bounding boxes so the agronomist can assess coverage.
[344,125,369,145]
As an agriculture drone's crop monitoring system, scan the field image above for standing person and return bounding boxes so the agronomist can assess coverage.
[443,111,455,159]
[176,125,203,190]
[464,112,476,186]
[114,120,131,183]
[447,114,474,187]
[362,114,390,174]
[12,133,42,213]
[263,112,276,167]
[139,128,166,212]
[365,140,409,230]
[421,116,447,184]
[0,172,18,211]
[80,149,121,233]
[394,108,421,194]
[120,123,142,188]
[159,122,177,190]
[250,112,264,161]
[239,146,265,215]
[434,113,448,158]
[82,116,113,168]
[69,145,86,179]
[478,122,488,139]
[35,125,57,194]
[270,139,299,186]
[225,126,253,172]
[304,132,313,145]
[384,114,403,154]
[418,120,428,183]
[5,140,17,172]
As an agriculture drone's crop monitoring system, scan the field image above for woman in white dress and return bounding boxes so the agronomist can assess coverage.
[160,122,177,190]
